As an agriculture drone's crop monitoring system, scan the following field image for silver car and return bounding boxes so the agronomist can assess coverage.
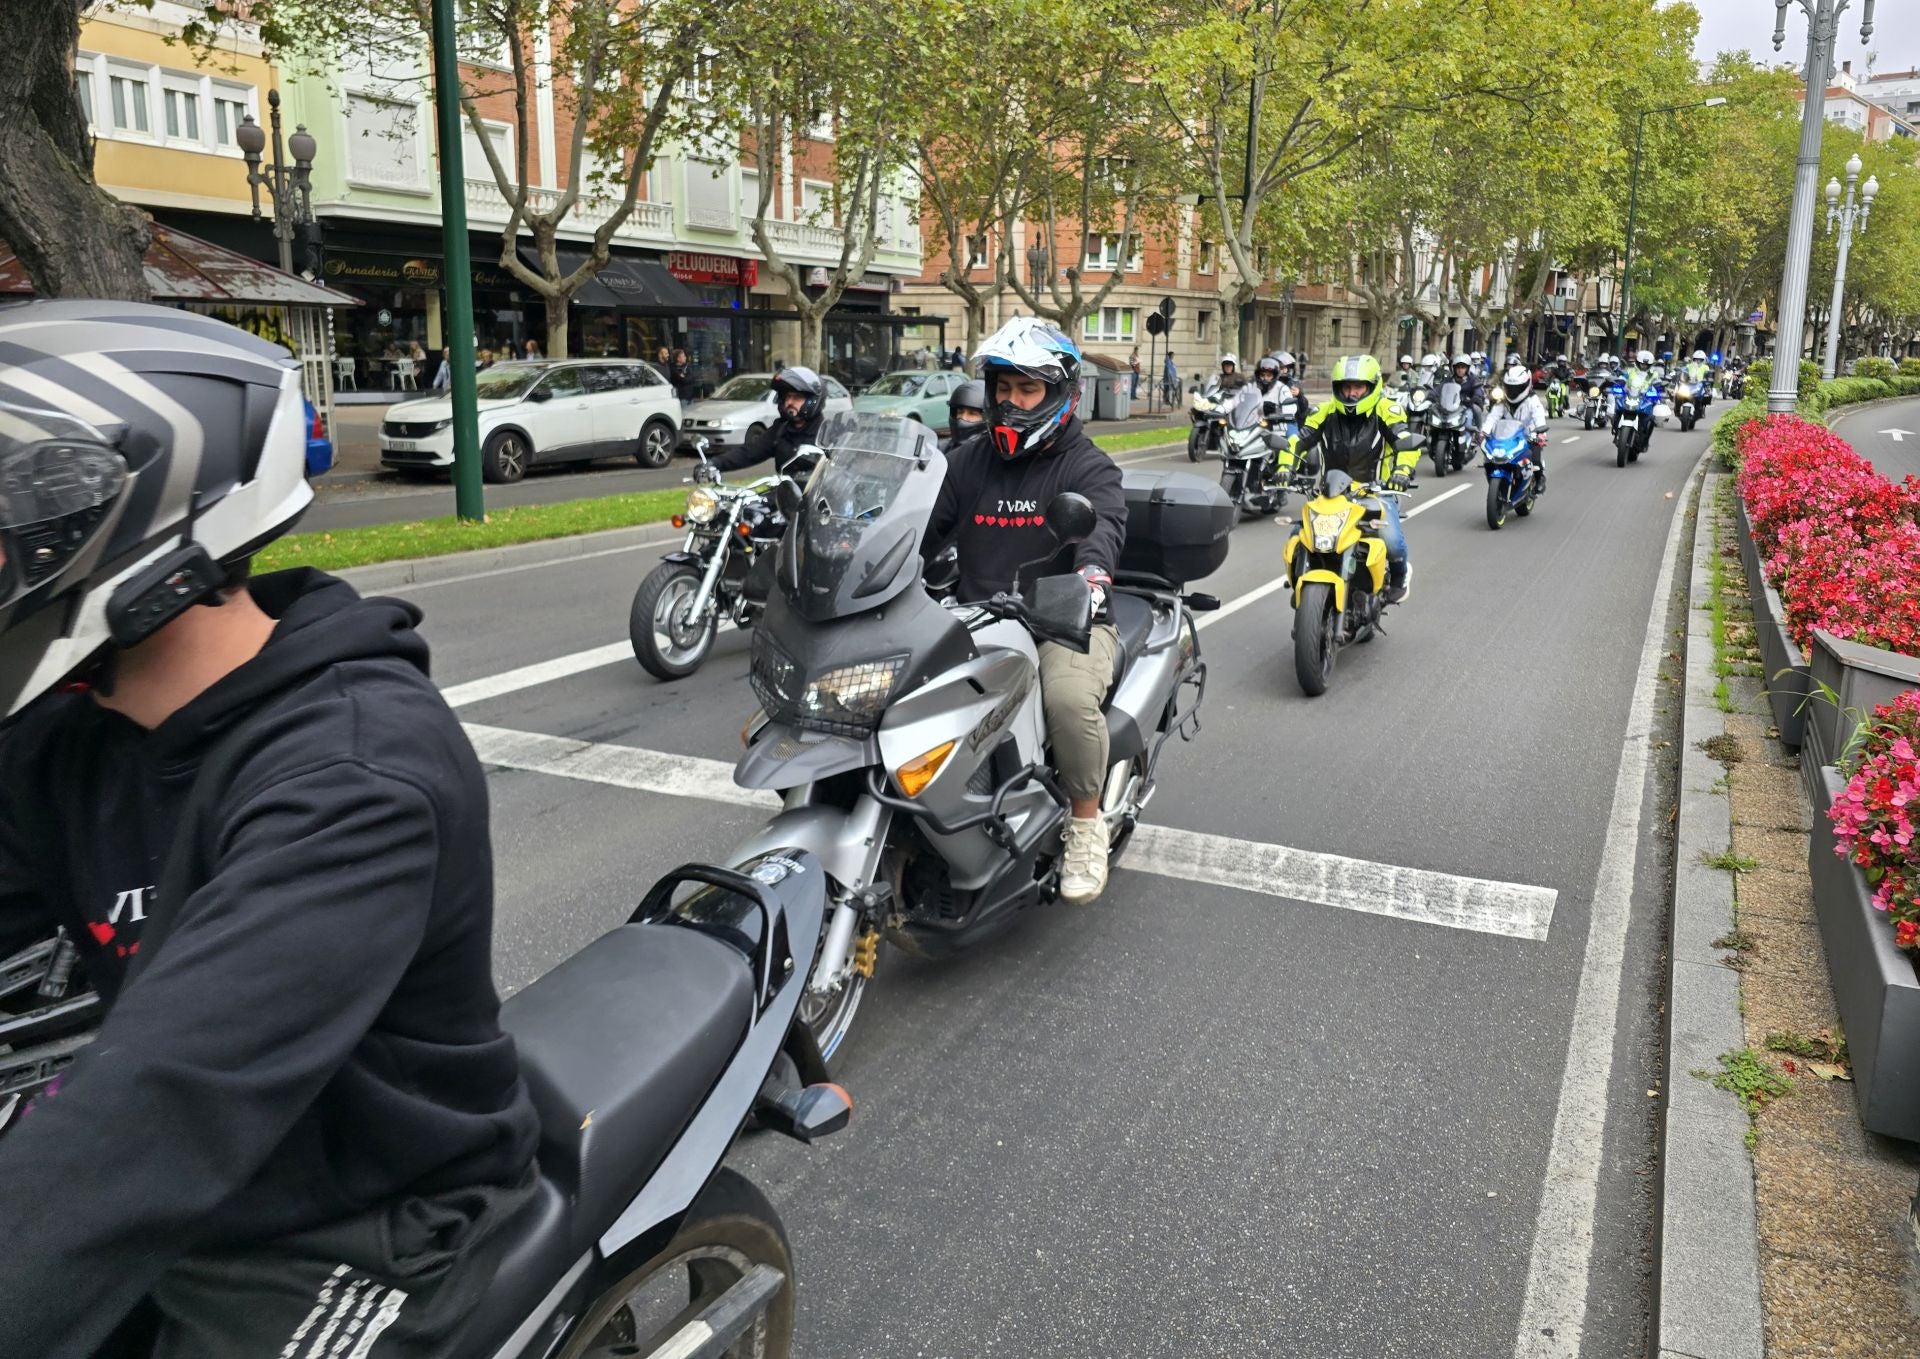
[676,372,854,452]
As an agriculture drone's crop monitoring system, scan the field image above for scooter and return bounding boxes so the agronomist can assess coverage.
[727,413,1229,1057]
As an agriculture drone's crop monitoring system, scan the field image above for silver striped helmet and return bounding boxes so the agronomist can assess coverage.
[0,299,312,716]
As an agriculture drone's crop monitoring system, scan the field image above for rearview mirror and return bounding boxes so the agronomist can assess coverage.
[527,387,552,402]
[1045,491,1096,545]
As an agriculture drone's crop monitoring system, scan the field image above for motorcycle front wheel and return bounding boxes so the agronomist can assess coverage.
[1293,581,1337,696]
[1615,429,1631,468]
[557,1168,793,1359]
[631,563,719,680]
[1186,426,1204,462]
[1486,479,1508,530]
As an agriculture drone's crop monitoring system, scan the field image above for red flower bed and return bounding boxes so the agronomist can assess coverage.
[1829,690,1920,952]
[1734,415,1920,654]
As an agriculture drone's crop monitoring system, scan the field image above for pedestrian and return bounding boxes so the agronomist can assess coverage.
[432,346,452,390]
[477,348,495,371]
[669,347,692,401]
[1162,352,1178,405]
[656,345,671,369]
[1129,345,1141,399]
[772,356,785,376]
[524,338,542,361]
[950,344,965,370]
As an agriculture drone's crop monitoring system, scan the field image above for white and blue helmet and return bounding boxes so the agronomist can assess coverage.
[974,316,1082,459]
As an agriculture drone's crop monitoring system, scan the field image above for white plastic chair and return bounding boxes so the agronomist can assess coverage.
[396,358,419,391]
[334,356,357,390]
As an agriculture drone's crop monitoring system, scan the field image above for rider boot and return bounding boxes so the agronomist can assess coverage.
[1385,562,1412,606]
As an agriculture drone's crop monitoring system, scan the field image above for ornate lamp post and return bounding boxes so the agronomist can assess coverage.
[235,90,317,276]
[1767,0,1877,412]
[1820,153,1878,380]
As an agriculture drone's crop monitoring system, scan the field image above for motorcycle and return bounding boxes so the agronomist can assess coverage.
[1544,374,1569,419]
[1669,377,1702,432]
[1216,386,1300,518]
[727,413,1227,1056]
[1722,367,1746,400]
[1481,417,1542,530]
[1186,389,1229,462]
[1,856,851,1359]
[630,440,795,680]
[1427,381,1471,478]
[1612,371,1659,467]
[1576,375,1611,430]
[1282,442,1422,697]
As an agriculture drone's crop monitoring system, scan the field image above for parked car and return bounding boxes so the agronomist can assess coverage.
[676,371,854,453]
[303,397,334,479]
[851,370,969,432]
[378,359,681,483]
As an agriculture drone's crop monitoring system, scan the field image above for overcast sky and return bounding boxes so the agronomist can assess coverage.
[1680,0,1920,72]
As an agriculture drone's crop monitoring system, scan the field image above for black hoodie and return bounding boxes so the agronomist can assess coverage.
[924,414,1128,602]
[0,569,540,1356]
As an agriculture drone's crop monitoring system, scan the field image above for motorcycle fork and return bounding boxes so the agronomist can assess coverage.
[685,506,741,625]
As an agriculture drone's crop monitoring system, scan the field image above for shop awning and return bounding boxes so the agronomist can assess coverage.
[0,224,359,307]
[527,249,705,310]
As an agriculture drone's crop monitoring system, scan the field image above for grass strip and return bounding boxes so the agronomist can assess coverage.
[1093,425,1186,453]
[256,488,690,573]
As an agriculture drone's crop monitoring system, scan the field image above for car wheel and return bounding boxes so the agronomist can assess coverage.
[482,429,530,484]
[635,419,675,469]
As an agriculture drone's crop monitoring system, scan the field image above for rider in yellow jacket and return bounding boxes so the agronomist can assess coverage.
[1274,354,1422,602]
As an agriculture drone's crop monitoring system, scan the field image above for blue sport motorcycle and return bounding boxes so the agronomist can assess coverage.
[1482,417,1541,530]
[1611,370,1659,467]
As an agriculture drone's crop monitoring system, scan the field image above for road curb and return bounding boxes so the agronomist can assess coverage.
[337,522,680,593]
[1659,470,1766,1359]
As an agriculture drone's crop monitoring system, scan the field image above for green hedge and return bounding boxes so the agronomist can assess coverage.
[1854,356,1897,381]
[1713,372,1920,466]
[1901,357,1920,379]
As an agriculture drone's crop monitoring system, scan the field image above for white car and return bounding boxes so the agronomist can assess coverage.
[380,359,681,483]
[676,372,854,454]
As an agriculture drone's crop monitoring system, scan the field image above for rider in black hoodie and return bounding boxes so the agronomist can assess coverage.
[0,302,537,1359]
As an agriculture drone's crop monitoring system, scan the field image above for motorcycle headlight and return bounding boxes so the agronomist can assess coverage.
[800,653,909,728]
[685,486,722,525]
[1485,442,1511,462]
[1310,511,1346,552]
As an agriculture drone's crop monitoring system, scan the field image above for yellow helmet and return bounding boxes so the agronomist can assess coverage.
[1329,355,1384,415]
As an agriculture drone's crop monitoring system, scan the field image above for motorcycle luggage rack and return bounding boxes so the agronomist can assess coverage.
[863,762,1067,851]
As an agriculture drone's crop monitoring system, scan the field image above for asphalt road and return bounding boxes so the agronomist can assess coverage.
[395,414,1707,1357]
[1829,393,1920,482]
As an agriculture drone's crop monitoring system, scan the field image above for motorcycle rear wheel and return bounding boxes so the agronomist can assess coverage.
[1486,479,1508,530]
[631,564,719,680]
[558,1168,793,1359]
[1293,582,1337,696]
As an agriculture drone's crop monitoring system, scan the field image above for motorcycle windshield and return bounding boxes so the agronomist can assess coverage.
[780,412,945,622]
[1437,382,1462,411]
[1486,418,1527,460]
[1222,383,1267,428]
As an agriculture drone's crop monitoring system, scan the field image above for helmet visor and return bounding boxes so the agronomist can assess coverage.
[0,406,129,614]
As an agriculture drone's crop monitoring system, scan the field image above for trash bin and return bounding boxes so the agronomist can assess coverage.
[1078,372,1099,417]
[1082,353,1131,420]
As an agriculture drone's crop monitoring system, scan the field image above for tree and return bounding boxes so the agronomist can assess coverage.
[0,0,150,299]
[181,0,709,357]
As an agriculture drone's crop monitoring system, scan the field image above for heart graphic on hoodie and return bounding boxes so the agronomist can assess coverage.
[86,921,115,946]
[997,517,1011,527]
[974,514,986,525]
[1034,516,1045,527]
[1013,516,1028,527]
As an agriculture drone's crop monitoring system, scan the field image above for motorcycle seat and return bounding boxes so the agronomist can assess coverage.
[501,922,755,1249]
[1107,591,1156,686]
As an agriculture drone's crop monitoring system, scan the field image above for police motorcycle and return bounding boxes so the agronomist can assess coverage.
[1,856,852,1359]
[1612,368,1663,467]
[629,438,798,680]
[726,413,1230,1057]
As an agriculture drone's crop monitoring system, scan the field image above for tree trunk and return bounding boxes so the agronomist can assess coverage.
[963,298,985,354]
[0,0,149,300]
[546,292,570,359]
[800,310,825,371]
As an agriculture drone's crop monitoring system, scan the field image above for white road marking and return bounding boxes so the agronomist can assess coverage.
[462,724,1556,939]
[442,644,636,708]
[1561,435,1581,444]
[381,531,684,591]
[1510,448,1708,1358]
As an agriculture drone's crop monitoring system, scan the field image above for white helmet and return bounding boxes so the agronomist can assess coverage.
[1637,349,1654,366]
[1501,363,1532,405]
[1398,354,1414,366]
[0,301,314,717]
[1692,350,1707,361]
[1273,350,1297,371]
[1218,352,1239,372]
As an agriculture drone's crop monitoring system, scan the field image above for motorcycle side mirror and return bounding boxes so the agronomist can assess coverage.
[526,387,553,403]
[1045,492,1097,545]
[1027,572,1093,653]
[924,543,960,594]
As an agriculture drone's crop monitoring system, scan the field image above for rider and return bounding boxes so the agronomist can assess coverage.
[1684,349,1713,405]
[1276,355,1421,604]
[1448,351,1487,443]
[1393,353,1418,392]
[921,317,1128,907]
[1204,352,1243,399]
[1483,361,1552,490]
[0,302,540,1357]
[707,365,828,479]
[943,377,987,451]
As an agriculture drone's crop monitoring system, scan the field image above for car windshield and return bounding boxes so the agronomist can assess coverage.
[783,412,944,621]
[713,376,773,402]
[864,373,927,397]
[473,364,543,400]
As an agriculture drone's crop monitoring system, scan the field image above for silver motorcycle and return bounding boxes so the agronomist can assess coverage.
[725,414,1231,1056]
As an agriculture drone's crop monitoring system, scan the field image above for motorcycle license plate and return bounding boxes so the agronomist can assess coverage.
[387,440,418,451]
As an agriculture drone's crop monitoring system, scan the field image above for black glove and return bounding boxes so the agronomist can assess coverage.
[1387,468,1412,493]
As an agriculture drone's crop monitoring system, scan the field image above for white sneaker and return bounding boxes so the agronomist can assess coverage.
[1059,816,1110,905]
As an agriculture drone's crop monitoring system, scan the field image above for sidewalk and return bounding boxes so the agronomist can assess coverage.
[1684,476,1920,1357]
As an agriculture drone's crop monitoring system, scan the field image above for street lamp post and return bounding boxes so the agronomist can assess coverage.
[1768,0,1878,413]
[1820,153,1878,379]
[1617,96,1727,345]
[235,90,317,276]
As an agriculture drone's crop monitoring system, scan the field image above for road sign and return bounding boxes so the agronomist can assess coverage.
[1145,312,1167,337]
[1157,296,1176,321]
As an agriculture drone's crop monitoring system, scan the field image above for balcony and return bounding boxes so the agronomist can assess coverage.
[460,177,675,246]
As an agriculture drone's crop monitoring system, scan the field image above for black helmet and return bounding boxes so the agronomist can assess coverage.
[770,365,825,430]
[0,300,314,717]
[947,378,987,439]
[1254,355,1280,391]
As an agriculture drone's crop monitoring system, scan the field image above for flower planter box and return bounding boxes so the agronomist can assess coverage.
[1809,765,1920,1142]
[1733,497,1810,751]
[1803,629,1920,802]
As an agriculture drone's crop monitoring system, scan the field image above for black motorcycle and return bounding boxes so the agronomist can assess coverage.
[1186,388,1230,461]
[1,856,851,1359]
[631,441,798,680]
[1426,381,1472,477]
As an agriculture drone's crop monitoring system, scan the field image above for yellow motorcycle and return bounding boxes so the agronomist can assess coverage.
[1281,468,1406,695]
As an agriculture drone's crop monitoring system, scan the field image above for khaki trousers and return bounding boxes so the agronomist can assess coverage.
[1037,624,1119,802]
